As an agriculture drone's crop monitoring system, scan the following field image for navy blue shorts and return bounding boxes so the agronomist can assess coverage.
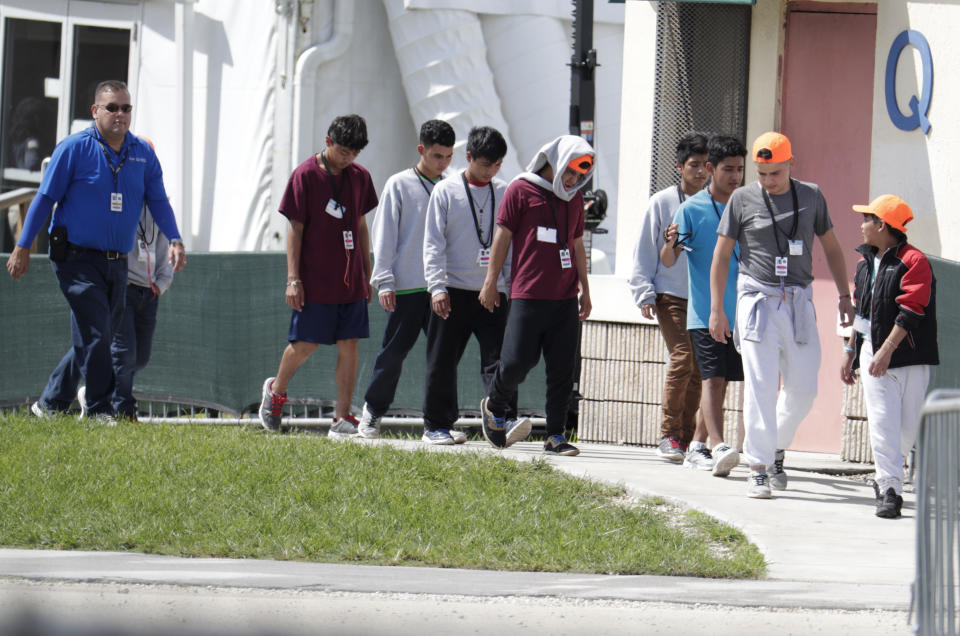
[690,328,744,381]
[289,300,369,345]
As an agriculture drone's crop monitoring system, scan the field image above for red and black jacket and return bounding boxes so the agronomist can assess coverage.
[851,241,938,371]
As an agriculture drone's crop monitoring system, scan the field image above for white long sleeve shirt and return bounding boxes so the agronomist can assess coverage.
[629,185,689,306]
[369,168,434,293]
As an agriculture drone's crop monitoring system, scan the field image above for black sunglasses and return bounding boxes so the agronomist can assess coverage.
[101,103,132,113]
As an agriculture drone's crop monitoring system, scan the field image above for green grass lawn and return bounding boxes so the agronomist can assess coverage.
[0,414,765,578]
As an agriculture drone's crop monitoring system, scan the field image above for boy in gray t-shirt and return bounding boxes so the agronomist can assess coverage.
[709,132,854,499]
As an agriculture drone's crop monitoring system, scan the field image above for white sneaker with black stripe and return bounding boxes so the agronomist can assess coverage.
[683,443,714,471]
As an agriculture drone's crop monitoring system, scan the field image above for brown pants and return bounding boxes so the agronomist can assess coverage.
[655,293,701,442]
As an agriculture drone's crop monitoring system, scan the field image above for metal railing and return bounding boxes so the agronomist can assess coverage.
[913,389,960,635]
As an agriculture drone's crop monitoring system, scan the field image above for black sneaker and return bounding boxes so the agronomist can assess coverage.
[873,481,903,519]
[480,397,506,448]
[544,434,579,456]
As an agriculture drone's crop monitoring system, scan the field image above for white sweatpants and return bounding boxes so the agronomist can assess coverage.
[738,291,821,468]
[859,339,929,495]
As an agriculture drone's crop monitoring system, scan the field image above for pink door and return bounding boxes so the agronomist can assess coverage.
[780,2,877,453]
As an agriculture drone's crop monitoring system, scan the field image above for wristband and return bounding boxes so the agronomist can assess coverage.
[286,280,301,287]
[839,293,851,299]
[843,345,855,354]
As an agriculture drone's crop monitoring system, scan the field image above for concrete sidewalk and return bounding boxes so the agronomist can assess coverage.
[0,439,914,613]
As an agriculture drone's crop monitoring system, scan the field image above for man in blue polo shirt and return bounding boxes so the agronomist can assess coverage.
[7,80,186,421]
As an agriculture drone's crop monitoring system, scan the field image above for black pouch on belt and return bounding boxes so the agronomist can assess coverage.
[49,226,68,262]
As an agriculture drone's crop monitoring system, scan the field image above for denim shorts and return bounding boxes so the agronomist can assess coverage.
[289,299,369,345]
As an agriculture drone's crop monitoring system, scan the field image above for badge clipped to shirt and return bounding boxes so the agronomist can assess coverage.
[559,248,573,270]
[342,230,354,250]
[774,256,789,278]
[110,192,123,213]
[477,248,491,267]
[326,198,344,219]
[789,239,803,256]
[537,226,557,244]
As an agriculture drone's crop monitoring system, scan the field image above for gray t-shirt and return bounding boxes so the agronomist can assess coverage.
[718,179,833,287]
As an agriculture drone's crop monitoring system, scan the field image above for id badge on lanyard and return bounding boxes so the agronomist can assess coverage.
[111,192,123,213]
[559,248,572,269]
[774,256,788,278]
[477,248,491,267]
[343,230,354,250]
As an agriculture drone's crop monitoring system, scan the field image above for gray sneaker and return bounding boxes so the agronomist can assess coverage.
[769,449,787,490]
[30,401,55,418]
[449,429,467,444]
[422,429,455,445]
[77,385,88,416]
[504,417,532,447]
[656,436,685,462]
[357,403,381,439]
[712,443,740,478]
[683,444,714,471]
[328,415,359,439]
[258,377,286,432]
[747,468,772,499]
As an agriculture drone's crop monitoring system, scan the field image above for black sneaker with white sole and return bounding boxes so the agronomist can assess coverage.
[544,434,579,456]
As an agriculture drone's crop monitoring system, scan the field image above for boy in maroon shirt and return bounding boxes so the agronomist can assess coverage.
[259,115,379,436]
[479,135,595,454]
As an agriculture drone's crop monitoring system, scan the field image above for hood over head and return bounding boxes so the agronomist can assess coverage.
[517,135,596,201]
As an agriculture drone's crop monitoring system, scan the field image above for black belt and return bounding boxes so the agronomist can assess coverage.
[67,243,125,260]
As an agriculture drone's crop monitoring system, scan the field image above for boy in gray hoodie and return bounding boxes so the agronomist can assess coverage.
[357,120,455,438]
[479,135,595,455]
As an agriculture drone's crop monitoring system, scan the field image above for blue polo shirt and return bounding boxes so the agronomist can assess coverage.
[18,125,180,252]
[673,189,739,330]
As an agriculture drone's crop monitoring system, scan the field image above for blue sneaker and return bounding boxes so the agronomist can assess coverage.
[480,397,506,448]
[504,417,532,447]
[544,434,579,456]
[422,429,455,445]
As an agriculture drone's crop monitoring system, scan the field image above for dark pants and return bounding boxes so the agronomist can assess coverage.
[488,298,579,436]
[39,248,128,416]
[111,284,159,418]
[422,287,516,431]
[363,291,430,416]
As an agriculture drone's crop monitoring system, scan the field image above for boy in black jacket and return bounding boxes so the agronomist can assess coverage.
[841,194,938,519]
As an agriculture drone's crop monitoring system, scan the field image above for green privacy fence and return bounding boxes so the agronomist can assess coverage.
[0,252,548,416]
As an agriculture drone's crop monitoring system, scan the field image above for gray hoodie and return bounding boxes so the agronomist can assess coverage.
[515,135,596,198]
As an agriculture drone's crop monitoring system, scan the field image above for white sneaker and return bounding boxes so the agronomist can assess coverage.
[769,449,787,490]
[357,404,381,439]
[712,443,740,478]
[77,385,88,416]
[449,429,467,444]
[747,468,772,499]
[504,417,532,447]
[328,415,359,439]
[683,444,714,471]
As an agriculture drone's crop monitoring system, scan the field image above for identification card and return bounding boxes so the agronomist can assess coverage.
[477,248,491,267]
[326,199,344,219]
[110,192,123,213]
[853,314,871,336]
[537,226,557,243]
[789,240,803,256]
[137,240,149,263]
[342,230,354,250]
[559,248,572,269]
[774,256,789,278]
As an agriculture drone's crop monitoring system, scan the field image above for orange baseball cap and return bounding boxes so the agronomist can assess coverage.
[567,154,593,174]
[752,132,792,163]
[852,194,913,232]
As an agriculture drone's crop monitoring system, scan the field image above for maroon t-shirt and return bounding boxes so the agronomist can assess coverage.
[279,156,378,304]
[497,179,584,300]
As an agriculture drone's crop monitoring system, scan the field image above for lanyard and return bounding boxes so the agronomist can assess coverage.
[761,178,800,257]
[676,184,686,205]
[543,193,569,249]
[461,173,495,248]
[709,190,740,262]
[321,151,352,227]
[96,140,129,191]
[413,166,436,197]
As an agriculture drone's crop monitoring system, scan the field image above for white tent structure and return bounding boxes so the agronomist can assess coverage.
[0,0,624,263]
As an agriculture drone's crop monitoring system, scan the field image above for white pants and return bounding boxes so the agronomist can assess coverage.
[738,291,821,468]
[860,339,929,495]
